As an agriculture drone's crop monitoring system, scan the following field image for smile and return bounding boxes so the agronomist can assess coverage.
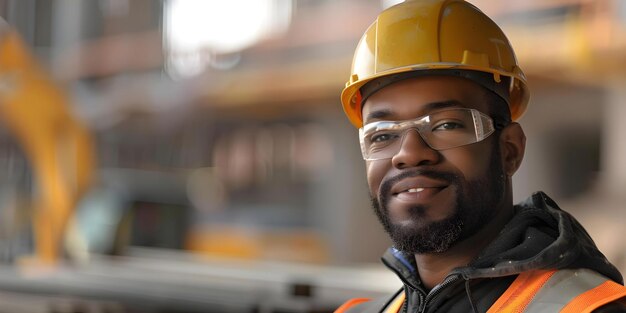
[389,176,448,196]
[405,188,425,193]
[391,186,448,205]
[393,186,443,196]
[387,175,450,205]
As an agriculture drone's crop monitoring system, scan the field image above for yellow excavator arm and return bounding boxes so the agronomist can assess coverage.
[0,21,95,265]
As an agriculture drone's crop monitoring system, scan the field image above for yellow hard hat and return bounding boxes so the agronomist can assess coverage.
[341,0,529,128]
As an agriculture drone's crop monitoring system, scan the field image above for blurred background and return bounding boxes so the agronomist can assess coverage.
[0,0,624,312]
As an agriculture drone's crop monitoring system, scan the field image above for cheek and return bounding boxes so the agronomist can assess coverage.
[366,160,389,196]
[443,142,496,180]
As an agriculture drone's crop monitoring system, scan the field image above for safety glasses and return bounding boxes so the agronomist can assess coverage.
[359,108,495,161]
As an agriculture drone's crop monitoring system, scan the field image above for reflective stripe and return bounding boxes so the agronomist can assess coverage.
[487,270,556,313]
[383,291,405,313]
[488,269,626,313]
[524,269,608,312]
[334,298,371,313]
[340,269,626,313]
[560,280,626,313]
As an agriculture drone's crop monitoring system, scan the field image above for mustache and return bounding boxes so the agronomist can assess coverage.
[379,169,459,199]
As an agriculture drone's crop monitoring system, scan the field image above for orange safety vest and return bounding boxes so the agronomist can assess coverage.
[335,269,626,313]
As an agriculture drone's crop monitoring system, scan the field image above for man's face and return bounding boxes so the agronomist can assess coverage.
[363,76,507,254]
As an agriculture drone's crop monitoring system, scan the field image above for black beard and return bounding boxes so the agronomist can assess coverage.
[370,150,505,254]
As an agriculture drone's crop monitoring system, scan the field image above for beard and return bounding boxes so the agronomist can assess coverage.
[370,148,506,254]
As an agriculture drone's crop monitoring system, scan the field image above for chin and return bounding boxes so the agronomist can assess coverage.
[388,212,464,254]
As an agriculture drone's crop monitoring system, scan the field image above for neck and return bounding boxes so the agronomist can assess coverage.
[414,201,514,290]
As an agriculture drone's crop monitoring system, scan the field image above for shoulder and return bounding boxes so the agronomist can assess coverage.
[522,269,626,312]
[492,269,625,312]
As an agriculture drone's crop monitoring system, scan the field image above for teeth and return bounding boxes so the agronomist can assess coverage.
[406,188,425,193]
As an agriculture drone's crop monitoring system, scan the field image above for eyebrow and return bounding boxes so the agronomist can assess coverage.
[364,100,464,122]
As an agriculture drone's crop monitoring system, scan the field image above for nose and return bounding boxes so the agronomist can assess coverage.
[391,129,440,169]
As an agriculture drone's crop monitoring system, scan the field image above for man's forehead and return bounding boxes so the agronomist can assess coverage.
[363,100,467,122]
[361,76,490,123]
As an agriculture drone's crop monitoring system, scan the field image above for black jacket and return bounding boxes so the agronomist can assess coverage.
[350,192,625,313]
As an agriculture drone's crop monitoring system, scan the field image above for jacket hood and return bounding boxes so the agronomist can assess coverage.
[382,191,624,285]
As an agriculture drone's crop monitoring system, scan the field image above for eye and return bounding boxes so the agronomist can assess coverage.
[370,132,398,143]
[433,121,465,131]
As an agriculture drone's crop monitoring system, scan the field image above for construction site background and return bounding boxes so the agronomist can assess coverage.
[0,1,624,312]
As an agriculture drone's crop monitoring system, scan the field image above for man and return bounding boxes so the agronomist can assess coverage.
[335,0,626,312]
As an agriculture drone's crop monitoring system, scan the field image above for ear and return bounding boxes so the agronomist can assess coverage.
[499,122,526,176]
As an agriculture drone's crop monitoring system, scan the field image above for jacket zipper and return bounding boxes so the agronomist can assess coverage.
[382,256,463,313]
[417,274,462,313]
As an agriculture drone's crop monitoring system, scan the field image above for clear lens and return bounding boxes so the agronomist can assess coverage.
[359,108,494,160]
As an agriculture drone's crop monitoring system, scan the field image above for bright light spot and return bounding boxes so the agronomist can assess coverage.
[382,0,404,10]
[164,0,292,79]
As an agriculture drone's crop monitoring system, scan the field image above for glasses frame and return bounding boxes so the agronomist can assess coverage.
[358,108,496,161]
